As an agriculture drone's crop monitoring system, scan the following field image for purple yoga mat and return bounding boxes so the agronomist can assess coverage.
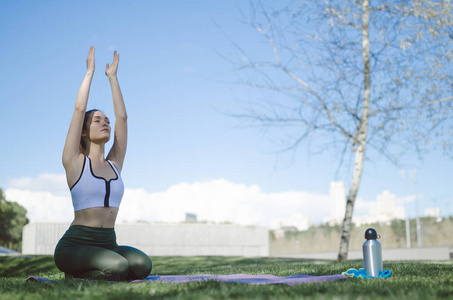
[26,273,348,285]
[131,273,349,285]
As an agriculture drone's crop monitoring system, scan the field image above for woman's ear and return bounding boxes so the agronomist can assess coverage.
[81,129,90,139]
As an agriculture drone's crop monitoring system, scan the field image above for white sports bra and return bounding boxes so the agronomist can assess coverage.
[70,156,124,211]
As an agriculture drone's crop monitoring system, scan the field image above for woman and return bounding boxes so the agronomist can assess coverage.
[54,47,152,281]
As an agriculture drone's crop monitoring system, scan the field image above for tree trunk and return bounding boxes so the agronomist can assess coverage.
[337,0,371,263]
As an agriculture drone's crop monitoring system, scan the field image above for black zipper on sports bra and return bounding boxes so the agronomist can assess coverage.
[104,181,110,207]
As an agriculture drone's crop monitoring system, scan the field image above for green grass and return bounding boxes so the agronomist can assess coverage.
[1,255,453,299]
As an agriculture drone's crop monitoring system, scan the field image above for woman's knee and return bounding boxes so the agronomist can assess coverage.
[125,251,152,279]
[109,257,131,280]
[96,254,130,281]
[134,254,152,278]
[114,246,152,279]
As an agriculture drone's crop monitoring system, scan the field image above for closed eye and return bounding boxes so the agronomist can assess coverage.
[92,117,110,124]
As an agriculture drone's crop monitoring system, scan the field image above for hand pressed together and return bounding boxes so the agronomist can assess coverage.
[86,46,95,74]
[105,50,119,78]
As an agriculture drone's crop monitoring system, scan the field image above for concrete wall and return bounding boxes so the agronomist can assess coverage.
[22,222,269,256]
[22,223,69,255]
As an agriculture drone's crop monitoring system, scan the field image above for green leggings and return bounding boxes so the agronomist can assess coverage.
[54,225,152,281]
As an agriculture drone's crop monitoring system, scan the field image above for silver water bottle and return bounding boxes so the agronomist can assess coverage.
[362,228,383,278]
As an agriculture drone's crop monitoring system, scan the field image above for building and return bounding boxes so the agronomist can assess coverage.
[373,190,405,221]
[329,181,346,225]
[185,212,197,222]
[353,190,405,225]
[425,207,441,218]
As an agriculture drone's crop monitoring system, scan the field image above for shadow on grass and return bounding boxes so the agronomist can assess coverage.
[0,255,58,277]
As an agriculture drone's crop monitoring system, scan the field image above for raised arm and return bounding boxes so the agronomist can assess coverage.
[62,47,95,182]
[105,51,127,172]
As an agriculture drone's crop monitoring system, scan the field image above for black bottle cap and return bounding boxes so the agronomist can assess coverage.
[365,228,378,240]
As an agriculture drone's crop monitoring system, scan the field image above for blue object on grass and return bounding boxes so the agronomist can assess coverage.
[342,268,391,279]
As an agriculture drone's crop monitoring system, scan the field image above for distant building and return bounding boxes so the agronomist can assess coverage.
[375,190,405,221]
[354,190,405,225]
[329,181,346,225]
[425,207,441,218]
[185,212,197,223]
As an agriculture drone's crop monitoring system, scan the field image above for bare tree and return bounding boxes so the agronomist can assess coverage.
[226,0,452,262]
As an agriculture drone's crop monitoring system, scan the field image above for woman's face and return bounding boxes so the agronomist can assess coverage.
[87,111,111,143]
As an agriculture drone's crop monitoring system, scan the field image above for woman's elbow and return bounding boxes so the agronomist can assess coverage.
[116,113,128,121]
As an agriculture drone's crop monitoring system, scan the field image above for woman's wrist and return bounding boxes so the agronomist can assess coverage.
[108,75,118,82]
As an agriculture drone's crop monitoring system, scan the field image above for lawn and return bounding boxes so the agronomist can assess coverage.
[1,255,452,299]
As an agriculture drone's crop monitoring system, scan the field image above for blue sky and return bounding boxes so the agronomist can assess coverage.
[1,0,452,226]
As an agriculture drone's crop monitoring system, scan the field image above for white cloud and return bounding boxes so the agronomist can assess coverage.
[5,174,331,228]
[270,212,310,231]
[118,179,331,227]
[396,194,418,205]
[353,197,375,217]
[5,173,74,222]
[5,189,73,222]
[8,173,69,196]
